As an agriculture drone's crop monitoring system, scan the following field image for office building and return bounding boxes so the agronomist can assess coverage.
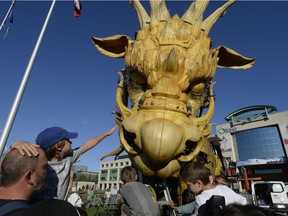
[98,155,131,191]
[216,105,288,189]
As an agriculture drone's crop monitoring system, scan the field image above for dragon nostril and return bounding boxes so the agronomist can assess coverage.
[182,140,197,156]
[123,128,137,148]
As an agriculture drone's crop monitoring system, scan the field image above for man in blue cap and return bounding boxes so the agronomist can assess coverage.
[13,125,117,201]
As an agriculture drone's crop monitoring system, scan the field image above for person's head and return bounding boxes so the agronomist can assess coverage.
[120,166,137,183]
[214,175,227,186]
[0,143,47,195]
[78,188,83,196]
[35,127,78,160]
[180,162,211,195]
[216,203,277,216]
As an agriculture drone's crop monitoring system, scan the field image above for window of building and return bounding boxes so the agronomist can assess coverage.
[235,126,284,161]
[100,169,108,181]
[109,169,118,181]
[253,169,282,174]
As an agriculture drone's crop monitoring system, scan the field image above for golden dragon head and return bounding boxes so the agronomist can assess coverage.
[92,0,254,178]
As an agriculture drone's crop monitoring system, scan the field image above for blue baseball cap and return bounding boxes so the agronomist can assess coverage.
[36,127,78,149]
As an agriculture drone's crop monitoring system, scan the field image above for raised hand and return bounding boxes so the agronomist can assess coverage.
[11,141,40,157]
[106,125,118,136]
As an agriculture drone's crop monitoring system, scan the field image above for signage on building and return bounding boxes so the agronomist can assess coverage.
[236,157,288,167]
[218,134,232,153]
[217,127,237,134]
[279,124,288,145]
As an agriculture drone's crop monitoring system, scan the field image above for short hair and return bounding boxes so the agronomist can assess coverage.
[0,149,39,186]
[180,162,211,185]
[214,175,228,186]
[120,166,137,183]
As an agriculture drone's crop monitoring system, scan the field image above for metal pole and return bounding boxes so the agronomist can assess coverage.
[0,0,57,156]
[0,0,16,32]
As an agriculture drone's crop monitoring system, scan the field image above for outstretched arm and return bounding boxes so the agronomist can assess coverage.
[79,125,118,154]
[10,141,40,157]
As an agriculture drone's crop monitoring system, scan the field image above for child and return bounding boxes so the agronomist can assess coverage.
[180,162,247,216]
[120,166,160,216]
[13,125,117,200]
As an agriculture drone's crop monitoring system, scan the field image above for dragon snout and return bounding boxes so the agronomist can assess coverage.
[140,119,184,163]
[120,117,194,164]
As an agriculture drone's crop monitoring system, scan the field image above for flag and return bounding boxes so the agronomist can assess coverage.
[7,10,13,24]
[73,0,82,17]
[3,10,13,40]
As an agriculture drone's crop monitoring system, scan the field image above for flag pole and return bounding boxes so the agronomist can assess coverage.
[0,0,57,156]
[0,0,16,32]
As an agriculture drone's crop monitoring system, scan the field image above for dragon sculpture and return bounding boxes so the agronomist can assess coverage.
[92,0,254,180]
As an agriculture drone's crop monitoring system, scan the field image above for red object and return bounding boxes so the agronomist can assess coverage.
[74,0,82,17]
[244,169,250,192]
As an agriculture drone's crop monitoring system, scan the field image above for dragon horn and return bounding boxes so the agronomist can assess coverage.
[150,0,170,28]
[202,0,236,35]
[130,0,150,29]
[182,0,209,25]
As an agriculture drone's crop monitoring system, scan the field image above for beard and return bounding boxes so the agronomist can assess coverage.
[33,172,46,192]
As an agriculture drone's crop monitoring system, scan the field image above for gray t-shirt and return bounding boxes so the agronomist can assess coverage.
[120,182,160,216]
[34,148,82,201]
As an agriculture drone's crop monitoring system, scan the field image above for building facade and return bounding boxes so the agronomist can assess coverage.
[69,169,98,192]
[98,155,131,191]
[216,106,288,191]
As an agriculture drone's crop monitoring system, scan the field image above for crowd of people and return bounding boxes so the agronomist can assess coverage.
[0,125,279,216]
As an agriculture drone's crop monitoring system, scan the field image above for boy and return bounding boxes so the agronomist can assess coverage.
[180,162,247,215]
[13,125,117,200]
[120,166,160,216]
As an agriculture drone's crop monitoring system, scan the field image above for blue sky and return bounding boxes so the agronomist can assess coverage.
[0,1,287,172]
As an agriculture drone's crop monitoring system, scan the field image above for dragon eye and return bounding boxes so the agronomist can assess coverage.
[130,71,146,85]
[190,82,205,93]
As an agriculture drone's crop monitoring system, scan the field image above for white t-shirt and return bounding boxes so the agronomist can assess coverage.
[33,149,82,201]
[67,192,83,207]
[105,191,112,199]
[195,185,247,213]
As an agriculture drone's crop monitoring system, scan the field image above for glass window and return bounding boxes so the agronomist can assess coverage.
[254,169,282,174]
[235,126,284,160]
[109,169,118,181]
[100,170,108,181]
[272,183,284,193]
